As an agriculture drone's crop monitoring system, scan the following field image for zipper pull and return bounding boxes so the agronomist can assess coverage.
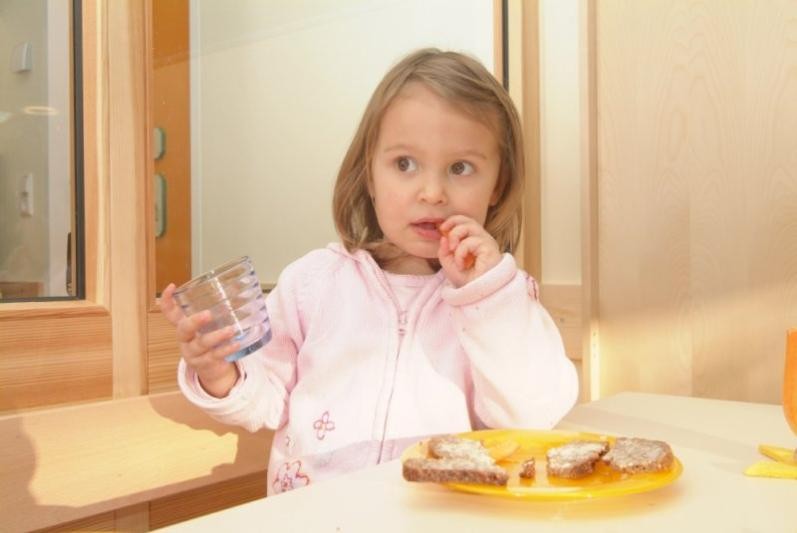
[398,311,407,335]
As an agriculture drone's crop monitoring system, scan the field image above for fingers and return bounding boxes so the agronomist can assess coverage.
[437,215,501,286]
[175,310,213,343]
[438,215,484,251]
[186,334,241,368]
[453,236,481,270]
[159,283,185,326]
[189,324,238,353]
[182,322,240,366]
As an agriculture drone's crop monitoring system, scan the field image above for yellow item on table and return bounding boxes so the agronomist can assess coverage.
[758,444,796,465]
[744,444,797,479]
[744,461,797,479]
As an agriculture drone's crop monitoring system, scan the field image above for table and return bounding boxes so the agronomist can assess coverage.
[158,393,796,532]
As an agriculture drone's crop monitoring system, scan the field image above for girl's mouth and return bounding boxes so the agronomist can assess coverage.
[411,220,443,239]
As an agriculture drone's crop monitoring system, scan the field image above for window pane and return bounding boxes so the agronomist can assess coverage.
[152,0,495,294]
[0,0,82,301]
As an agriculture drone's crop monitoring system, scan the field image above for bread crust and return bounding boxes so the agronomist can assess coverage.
[602,437,674,473]
[402,457,509,486]
[403,435,509,486]
[545,440,610,479]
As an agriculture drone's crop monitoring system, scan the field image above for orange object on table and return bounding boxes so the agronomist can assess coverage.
[784,329,797,435]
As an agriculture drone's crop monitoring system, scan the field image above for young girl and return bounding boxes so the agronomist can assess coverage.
[160,48,578,495]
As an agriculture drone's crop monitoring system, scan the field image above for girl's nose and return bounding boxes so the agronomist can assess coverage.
[418,173,447,205]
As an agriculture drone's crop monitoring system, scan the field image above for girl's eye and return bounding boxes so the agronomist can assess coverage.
[396,156,417,172]
[450,161,475,176]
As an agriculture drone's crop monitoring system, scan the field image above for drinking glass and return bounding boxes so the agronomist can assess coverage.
[173,256,271,361]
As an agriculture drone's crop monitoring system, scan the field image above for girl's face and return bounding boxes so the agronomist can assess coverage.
[370,82,502,275]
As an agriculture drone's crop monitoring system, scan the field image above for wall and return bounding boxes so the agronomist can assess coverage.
[191,0,494,283]
[539,0,581,285]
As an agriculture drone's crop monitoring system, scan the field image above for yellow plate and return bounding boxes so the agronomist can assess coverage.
[402,428,683,501]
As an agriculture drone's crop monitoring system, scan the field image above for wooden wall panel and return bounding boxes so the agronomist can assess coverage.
[148,309,181,393]
[539,284,582,361]
[41,512,116,532]
[594,0,797,402]
[0,312,112,411]
[149,472,266,530]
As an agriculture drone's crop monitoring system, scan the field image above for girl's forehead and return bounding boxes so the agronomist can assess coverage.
[378,83,500,147]
[380,81,501,138]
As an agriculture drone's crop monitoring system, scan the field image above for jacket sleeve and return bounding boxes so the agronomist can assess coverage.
[177,254,315,433]
[441,253,579,429]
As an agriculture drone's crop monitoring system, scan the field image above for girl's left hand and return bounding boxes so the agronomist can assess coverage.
[437,215,501,288]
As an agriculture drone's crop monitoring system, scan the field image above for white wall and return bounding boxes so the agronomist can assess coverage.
[539,0,582,285]
[191,0,494,283]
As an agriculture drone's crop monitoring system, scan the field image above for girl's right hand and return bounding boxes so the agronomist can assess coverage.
[160,283,241,398]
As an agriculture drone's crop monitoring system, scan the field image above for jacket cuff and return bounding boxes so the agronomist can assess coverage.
[177,357,254,413]
[441,253,517,306]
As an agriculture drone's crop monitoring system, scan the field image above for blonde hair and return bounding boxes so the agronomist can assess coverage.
[333,48,525,258]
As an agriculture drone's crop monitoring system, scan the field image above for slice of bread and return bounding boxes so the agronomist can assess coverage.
[402,457,509,486]
[403,435,509,486]
[518,458,536,479]
[546,440,610,479]
[428,435,489,460]
[601,437,673,473]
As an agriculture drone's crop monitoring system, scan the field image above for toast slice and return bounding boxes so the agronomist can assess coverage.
[402,457,509,486]
[428,435,489,460]
[404,435,509,486]
[601,437,674,473]
[546,440,610,479]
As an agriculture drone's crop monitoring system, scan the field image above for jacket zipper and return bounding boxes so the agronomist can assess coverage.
[372,268,408,463]
[376,308,406,463]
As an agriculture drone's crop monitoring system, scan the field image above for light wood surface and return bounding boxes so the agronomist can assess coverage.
[147,308,182,393]
[159,393,796,532]
[0,391,272,532]
[149,472,266,530]
[521,0,541,281]
[589,0,797,402]
[539,284,582,361]
[108,0,149,398]
[580,0,598,402]
[0,312,112,411]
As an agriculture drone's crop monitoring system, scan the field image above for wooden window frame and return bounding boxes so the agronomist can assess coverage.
[0,1,151,410]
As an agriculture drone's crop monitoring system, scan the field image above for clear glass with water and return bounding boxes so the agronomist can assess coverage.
[173,256,271,361]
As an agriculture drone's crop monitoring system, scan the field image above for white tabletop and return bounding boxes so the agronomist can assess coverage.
[158,392,796,532]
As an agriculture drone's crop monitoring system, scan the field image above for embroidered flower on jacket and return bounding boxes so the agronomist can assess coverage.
[527,275,540,301]
[272,460,310,494]
[313,410,336,440]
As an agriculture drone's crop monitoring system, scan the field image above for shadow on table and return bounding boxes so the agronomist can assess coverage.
[0,416,76,533]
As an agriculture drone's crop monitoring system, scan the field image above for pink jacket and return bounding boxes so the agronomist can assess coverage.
[178,243,578,495]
